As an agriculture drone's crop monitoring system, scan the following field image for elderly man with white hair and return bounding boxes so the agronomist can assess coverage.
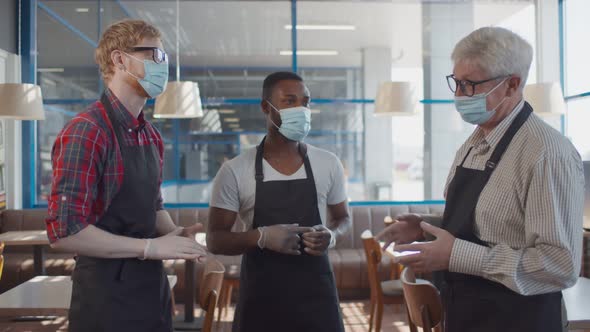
[377,27,584,331]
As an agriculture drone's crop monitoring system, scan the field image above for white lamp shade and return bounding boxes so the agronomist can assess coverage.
[154,81,204,118]
[524,82,565,115]
[0,83,45,120]
[375,82,417,116]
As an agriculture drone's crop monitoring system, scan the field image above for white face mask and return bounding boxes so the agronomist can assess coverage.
[266,101,312,142]
[454,78,508,125]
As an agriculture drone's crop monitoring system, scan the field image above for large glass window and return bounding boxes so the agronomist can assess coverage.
[563,0,590,155]
[564,0,590,97]
[33,0,538,205]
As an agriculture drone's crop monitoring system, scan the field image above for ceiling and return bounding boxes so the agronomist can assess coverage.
[37,0,532,69]
[36,0,534,133]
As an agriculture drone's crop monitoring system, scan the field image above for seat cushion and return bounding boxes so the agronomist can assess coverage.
[381,279,404,296]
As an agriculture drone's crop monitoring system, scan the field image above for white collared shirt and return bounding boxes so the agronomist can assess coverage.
[445,100,585,295]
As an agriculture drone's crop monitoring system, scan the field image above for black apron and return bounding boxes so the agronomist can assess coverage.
[233,137,344,332]
[440,102,562,332]
[68,93,172,332]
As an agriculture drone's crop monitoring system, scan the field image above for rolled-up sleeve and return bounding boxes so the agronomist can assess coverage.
[46,119,106,243]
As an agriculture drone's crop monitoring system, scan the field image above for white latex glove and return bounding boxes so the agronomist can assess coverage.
[258,224,314,255]
[143,228,207,260]
[300,225,334,256]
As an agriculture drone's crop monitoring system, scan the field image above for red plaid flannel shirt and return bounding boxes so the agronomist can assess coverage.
[46,89,164,243]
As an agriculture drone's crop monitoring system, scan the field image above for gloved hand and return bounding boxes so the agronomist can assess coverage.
[258,224,313,255]
[301,225,334,256]
[142,228,207,260]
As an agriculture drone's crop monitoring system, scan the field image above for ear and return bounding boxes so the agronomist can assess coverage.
[506,76,521,97]
[111,50,125,71]
[261,100,270,115]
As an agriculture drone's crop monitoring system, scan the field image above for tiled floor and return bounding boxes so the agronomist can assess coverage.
[0,301,411,332]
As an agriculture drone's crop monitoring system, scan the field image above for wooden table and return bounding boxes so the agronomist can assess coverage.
[564,277,590,330]
[0,230,49,275]
[174,233,207,331]
[0,275,177,317]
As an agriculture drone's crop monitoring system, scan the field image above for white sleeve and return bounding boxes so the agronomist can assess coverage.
[327,156,348,205]
[209,162,240,212]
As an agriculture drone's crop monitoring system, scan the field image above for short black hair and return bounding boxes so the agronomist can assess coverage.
[262,71,303,100]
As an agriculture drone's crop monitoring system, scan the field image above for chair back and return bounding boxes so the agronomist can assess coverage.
[0,242,4,280]
[199,257,225,332]
[361,230,383,297]
[400,267,443,332]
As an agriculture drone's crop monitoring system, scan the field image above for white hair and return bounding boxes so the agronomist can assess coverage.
[451,27,533,88]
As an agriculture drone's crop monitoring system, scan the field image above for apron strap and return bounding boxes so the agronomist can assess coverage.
[485,102,532,171]
[100,92,126,149]
[255,136,266,182]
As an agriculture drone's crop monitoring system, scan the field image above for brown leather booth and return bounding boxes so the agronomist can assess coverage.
[0,204,446,301]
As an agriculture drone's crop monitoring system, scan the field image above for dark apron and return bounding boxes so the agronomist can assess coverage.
[440,102,562,332]
[232,136,344,332]
[68,93,172,332]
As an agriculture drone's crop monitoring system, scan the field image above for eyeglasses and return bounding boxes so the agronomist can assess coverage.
[446,74,509,97]
[129,47,168,64]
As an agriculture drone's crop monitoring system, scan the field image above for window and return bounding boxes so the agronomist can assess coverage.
[563,0,590,155]
[32,0,539,205]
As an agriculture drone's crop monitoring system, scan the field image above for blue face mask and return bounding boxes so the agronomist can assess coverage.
[267,101,312,142]
[454,78,508,125]
[124,52,169,98]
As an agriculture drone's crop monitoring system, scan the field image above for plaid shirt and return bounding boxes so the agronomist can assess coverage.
[46,89,164,243]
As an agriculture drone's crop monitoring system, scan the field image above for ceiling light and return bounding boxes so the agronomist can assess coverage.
[223,117,240,123]
[375,82,418,116]
[37,68,64,73]
[0,83,45,120]
[218,109,236,114]
[75,8,89,13]
[228,123,241,128]
[524,82,565,115]
[154,0,203,119]
[280,50,339,56]
[310,109,321,114]
[284,24,355,31]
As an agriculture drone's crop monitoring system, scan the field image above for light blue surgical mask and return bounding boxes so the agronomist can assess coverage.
[267,101,312,142]
[454,78,508,125]
[124,52,169,98]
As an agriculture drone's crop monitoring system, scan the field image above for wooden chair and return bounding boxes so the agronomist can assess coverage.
[362,230,408,332]
[400,267,443,332]
[217,265,240,322]
[199,257,225,332]
[0,242,4,281]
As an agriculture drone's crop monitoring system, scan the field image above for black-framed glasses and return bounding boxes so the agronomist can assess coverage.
[446,74,509,97]
[129,47,168,64]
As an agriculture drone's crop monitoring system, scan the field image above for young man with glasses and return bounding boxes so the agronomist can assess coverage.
[46,20,206,332]
[378,27,583,331]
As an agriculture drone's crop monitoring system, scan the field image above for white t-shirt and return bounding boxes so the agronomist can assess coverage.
[210,144,348,230]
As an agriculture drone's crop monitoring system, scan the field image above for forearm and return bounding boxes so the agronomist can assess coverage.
[329,215,351,237]
[450,240,578,295]
[155,210,179,236]
[207,229,260,256]
[50,225,145,259]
